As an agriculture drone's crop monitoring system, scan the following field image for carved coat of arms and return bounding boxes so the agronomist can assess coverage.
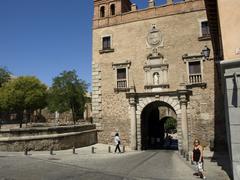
[147,24,163,48]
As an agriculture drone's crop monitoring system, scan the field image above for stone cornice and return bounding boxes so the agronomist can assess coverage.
[143,64,169,69]
[0,129,97,142]
[220,59,240,68]
[126,90,192,99]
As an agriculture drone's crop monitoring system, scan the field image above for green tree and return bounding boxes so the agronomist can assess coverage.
[47,70,88,124]
[164,117,177,135]
[0,76,47,127]
[0,67,11,87]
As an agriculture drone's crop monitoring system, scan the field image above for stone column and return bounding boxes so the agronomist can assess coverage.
[129,97,137,150]
[178,83,189,158]
[180,99,189,156]
[163,68,168,84]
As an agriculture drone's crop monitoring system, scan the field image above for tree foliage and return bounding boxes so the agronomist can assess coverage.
[47,70,88,124]
[164,117,177,134]
[0,76,47,127]
[0,67,11,87]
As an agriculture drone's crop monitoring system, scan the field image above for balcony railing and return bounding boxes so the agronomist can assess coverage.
[117,80,127,88]
[189,74,202,84]
[202,27,210,37]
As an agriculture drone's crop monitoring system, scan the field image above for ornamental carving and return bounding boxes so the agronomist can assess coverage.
[147,24,163,48]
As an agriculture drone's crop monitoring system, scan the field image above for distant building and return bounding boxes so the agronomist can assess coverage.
[92,0,225,156]
[204,0,240,179]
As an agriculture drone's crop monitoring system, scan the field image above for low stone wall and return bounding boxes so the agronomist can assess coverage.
[0,124,95,137]
[0,124,97,151]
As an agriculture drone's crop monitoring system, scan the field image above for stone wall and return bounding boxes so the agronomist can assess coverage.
[0,124,97,151]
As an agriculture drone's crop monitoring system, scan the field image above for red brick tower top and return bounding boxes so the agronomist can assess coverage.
[93,0,132,19]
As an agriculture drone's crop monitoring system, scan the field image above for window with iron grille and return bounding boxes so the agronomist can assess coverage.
[117,68,127,88]
[201,21,210,37]
[102,36,111,50]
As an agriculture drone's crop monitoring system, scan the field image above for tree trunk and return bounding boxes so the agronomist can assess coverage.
[26,109,31,126]
[17,111,24,128]
[71,105,76,125]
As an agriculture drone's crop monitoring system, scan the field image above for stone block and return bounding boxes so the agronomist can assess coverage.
[92,94,99,99]
[92,72,99,76]
[230,125,240,143]
[229,107,240,125]
[200,113,209,120]
[171,100,178,108]
[232,162,240,180]
[93,90,101,95]
[92,86,99,91]
[92,82,101,87]
[232,143,240,162]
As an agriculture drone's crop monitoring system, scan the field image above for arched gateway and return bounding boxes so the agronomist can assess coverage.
[126,87,191,155]
[141,101,177,150]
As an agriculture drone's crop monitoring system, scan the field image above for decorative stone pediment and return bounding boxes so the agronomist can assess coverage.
[112,60,131,70]
[182,53,205,63]
[143,47,169,92]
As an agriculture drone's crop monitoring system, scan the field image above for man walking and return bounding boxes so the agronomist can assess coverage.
[114,133,121,153]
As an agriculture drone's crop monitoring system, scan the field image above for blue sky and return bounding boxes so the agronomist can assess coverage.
[0,0,171,91]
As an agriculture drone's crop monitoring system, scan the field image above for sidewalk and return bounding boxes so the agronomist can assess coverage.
[179,149,231,180]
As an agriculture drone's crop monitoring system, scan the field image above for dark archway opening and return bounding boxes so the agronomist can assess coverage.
[141,101,178,150]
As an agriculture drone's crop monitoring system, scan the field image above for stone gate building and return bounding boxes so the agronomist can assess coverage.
[92,0,224,155]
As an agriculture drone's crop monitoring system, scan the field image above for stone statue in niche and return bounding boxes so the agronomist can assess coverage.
[153,72,159,85]
[152,48,158,57]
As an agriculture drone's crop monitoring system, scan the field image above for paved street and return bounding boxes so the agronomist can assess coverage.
[0,144,230,180]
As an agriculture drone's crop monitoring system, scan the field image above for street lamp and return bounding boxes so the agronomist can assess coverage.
[201,45,210,60]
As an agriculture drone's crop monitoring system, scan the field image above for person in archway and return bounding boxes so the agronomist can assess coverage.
[114,133,121,153]
[192,139,206,179]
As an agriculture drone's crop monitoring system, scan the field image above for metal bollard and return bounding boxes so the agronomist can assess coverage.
[73,146,76,154]
[122,145,125,153]
[50,147,54,155]
[186,153,189,161]
[24,147,28,155]
[108,146,111,153]
[91,146,95,154]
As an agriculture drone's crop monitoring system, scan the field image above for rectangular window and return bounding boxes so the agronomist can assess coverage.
[102,36,111,50]
[189,61,201,74]
[117,68,127,88]
[188,61,202,84]
[201,21,210,37]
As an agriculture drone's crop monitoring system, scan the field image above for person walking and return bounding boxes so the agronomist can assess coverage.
[192,139,206,179]
[114,133,121,153]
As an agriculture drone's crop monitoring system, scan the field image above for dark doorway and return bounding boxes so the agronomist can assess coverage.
[141,101,178,150]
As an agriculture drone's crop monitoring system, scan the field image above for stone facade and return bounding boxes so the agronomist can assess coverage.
[92,0,223,154]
